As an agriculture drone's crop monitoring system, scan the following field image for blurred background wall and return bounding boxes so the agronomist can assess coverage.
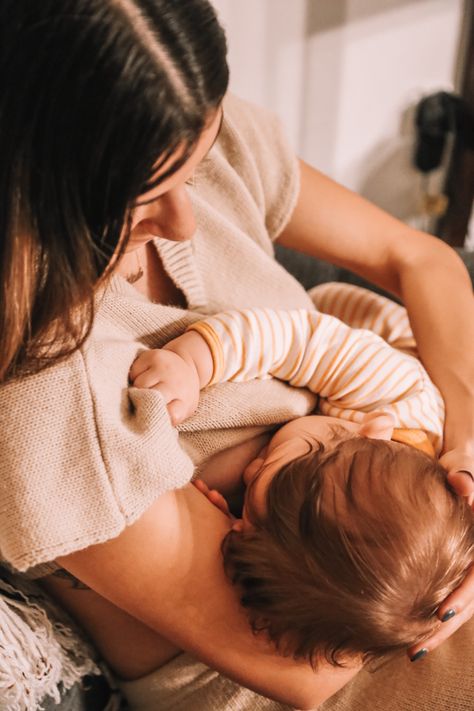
[212,0,472,247]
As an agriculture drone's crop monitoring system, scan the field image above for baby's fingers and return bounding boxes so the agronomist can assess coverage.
[129,350,155,382]
[207,489,231,516]
[167,399,187,426]
[132,368,160,389]
[193,478,211,496]
[192,479,231,516]
[408,565,474,661]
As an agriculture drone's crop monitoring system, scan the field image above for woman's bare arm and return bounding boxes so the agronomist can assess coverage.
[277,159,474,654]
[277,159,474,463]
[41,573,181,680]
[41,436,269,682]
[57,484,360,709]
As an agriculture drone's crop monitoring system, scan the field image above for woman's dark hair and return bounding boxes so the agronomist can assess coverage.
[0,0,228,380]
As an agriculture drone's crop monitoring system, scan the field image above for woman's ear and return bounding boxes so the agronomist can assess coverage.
[359,412,395,441]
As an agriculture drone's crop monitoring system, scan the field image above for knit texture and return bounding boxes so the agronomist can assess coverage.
[0,94,310,575]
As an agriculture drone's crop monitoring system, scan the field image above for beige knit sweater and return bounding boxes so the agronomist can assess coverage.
[0,93,315,575]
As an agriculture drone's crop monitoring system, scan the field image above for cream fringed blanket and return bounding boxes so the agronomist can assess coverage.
[0,570,104,711]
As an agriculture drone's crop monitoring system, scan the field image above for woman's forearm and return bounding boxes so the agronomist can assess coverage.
[57,485,360,709]
[41,573,181,680]
[277,160,474,459]
[395,239,474,454]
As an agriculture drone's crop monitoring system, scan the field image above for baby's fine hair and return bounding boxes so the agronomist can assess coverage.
[222,437,474,668]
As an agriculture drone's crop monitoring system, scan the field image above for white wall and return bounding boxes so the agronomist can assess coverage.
[212,0,470,240]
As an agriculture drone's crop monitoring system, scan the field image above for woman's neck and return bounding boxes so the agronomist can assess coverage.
[116,241,186,307]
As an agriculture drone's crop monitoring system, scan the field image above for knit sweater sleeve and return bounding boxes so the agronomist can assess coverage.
[188,308,444,452]
[220,94,300,242]
[0,346,193,573]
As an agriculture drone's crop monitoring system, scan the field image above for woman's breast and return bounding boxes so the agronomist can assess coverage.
[177,379,318,481]
[196,429,273,497]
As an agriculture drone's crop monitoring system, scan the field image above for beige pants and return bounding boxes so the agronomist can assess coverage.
[118,615,474,711]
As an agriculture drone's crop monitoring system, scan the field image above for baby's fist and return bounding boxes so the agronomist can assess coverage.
[129,348,200,425]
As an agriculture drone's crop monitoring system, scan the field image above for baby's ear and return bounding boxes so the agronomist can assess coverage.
[359,412,395,441]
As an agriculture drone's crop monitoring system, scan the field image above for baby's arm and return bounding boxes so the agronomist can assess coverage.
[187,308,444,451]
[130,307,443,449]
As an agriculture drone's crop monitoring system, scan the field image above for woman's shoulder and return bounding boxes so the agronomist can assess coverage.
[206,93,300,242]
[221,92,294,166]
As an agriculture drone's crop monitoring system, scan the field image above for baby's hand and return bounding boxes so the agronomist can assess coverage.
[129,348,200,426]
[193,478,232,518]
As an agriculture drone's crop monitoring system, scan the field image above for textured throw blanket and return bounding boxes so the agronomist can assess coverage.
[0,569,103,711]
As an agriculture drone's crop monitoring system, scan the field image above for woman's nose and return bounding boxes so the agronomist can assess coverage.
[137,185,196,242]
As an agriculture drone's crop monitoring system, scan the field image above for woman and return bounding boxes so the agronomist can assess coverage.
[0,1,473,709]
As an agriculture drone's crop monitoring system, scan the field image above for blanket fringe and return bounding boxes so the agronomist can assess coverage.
[0,576,100,711]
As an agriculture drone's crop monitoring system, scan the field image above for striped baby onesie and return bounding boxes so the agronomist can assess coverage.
[189,282,444,454]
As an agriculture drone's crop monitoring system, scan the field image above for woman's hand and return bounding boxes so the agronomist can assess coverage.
[442,445,474,507]
[408,448,474,662]
[407,565,474,662]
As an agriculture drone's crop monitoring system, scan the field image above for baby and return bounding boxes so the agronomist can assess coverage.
[130,283,474,668]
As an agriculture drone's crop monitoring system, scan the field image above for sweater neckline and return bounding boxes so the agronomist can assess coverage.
[107,237,207,311]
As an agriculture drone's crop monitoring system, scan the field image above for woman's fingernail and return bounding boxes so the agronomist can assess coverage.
[410,648,428,663]
[441,608,456,622]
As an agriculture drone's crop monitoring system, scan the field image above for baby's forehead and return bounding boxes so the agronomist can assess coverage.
[243,433,443,527]
[316,437,445,515]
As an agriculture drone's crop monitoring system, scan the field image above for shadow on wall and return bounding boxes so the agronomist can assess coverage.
[303,0,465,236]
[305,0,435,34]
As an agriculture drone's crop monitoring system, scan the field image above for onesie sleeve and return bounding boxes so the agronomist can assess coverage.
[0,347,193,573]
[188,308,444,452]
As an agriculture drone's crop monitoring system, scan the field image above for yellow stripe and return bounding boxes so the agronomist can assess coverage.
[311,325,355,390]
[290,312,323,386]
[265,309,277,374]
[317,338,376,395]
[366,300,398,333]
[256,311,266,374]
[274,312,299,381]
[341,351,398,406]
[187,321,225,385]
[329,286,354,322]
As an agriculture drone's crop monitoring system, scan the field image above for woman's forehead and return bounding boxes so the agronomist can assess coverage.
[134,106,224,206]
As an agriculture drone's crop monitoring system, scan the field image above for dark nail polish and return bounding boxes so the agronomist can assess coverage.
[441,608,456,622]
[410,648,428,663]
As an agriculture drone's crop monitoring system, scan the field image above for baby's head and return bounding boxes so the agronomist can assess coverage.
[222,414,474,668]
